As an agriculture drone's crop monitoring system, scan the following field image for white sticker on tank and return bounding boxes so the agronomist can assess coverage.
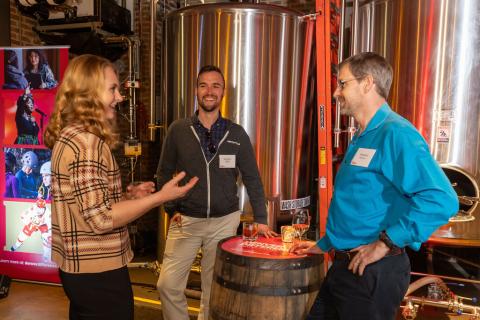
[438,110,455,121]
[437,126,450,143]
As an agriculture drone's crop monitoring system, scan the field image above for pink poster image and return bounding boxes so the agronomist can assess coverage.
[2,90,55,146]
[0,46,69,284]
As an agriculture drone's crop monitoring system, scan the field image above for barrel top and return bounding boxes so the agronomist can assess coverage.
[221,236,311,260]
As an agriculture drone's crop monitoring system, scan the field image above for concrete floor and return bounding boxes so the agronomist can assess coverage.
[0,278,476,320]
[0,266,200,320]
[0,257,478,320]
[1,274,477,320]
[0,281,68,320]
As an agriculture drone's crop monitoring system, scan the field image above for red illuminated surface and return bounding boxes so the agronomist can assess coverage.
[417,0,436,137]
[221,236,308,260]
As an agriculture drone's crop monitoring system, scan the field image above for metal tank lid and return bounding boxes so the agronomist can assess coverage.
[358,0,393,6]
[166,3,304,19]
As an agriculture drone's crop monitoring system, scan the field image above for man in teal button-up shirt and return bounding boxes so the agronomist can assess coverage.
[292,52,458,320]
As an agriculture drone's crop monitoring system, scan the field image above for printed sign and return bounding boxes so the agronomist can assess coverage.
[0,46,69,284]
[280,196,311,211]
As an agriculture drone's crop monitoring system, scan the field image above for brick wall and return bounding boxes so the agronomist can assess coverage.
[9,0,42,46]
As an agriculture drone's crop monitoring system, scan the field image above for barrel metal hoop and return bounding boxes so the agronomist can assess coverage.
[214,275,320,296]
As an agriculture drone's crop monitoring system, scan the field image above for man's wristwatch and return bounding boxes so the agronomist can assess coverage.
[379,231,397,250]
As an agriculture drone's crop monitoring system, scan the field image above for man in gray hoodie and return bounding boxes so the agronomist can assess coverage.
[156,65,277,320]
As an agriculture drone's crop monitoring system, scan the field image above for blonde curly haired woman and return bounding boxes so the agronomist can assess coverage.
[44,54,198,320]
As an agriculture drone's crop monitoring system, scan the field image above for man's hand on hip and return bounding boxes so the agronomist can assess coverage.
[348,241,391,276]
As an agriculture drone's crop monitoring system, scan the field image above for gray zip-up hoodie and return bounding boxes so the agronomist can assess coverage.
[156,116,267,224]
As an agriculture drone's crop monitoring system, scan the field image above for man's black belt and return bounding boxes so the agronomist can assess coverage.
[331,247,405,261]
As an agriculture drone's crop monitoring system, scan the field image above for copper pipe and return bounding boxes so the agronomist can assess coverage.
[346,0,360,142]
[333,0,346,149]
[401,273,480,319]
[292,18,315,198]
[148,0,158,141]
[405,276,445,296]
[411,271,480,285]
[103,36,139,140]
[402,296,480,319]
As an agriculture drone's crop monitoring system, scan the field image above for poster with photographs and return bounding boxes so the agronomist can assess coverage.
[0,46,68,283]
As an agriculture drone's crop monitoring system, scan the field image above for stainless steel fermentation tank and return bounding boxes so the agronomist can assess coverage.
[162,4,313,227]
[355,0,480,243]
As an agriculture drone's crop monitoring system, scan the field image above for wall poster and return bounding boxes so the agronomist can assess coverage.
[0,46,69,283]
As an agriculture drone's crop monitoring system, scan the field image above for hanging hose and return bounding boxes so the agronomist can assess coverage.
[405,275,446,297]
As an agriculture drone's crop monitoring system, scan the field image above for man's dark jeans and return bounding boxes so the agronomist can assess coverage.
[307,252,410,320]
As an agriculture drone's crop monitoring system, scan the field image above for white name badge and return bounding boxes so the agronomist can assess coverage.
[219,155,236,168]
[351,148,376,167]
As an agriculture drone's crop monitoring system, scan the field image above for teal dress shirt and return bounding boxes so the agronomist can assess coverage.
[317,103,459,251]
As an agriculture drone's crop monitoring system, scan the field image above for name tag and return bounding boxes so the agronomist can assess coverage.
[351,148,376,167]
[219,155,236,168]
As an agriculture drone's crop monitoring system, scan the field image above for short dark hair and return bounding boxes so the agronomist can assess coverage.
[340,52,393,99]
[197,65,225,87]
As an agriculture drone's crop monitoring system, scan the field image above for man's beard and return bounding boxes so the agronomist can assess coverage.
[338,100,354,117]
[339,107,352,116]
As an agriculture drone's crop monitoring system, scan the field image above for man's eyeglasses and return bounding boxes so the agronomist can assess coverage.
[337,77,364,90]
[205,131,217,154]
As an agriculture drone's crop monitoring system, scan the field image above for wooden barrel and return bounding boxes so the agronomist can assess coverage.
[209,236,324,320]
